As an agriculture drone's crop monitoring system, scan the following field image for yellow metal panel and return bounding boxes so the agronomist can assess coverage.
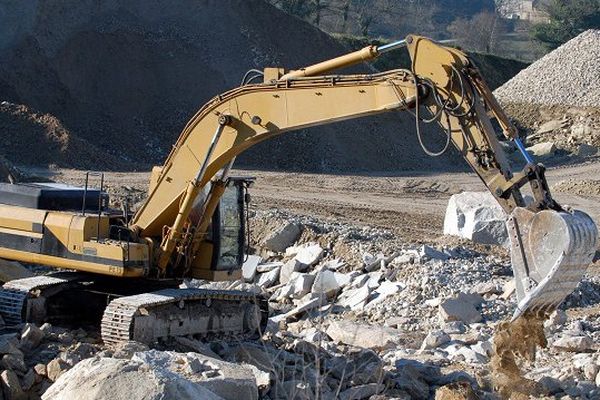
[0,204,46,233]
[44,212,77,252]
[0,247,145,277]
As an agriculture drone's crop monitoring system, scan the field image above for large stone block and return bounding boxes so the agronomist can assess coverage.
[443,191,508,246]
[43,351,259,400]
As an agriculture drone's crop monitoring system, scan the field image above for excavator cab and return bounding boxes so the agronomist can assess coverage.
[187,177,253,280]
[210,177,252,271]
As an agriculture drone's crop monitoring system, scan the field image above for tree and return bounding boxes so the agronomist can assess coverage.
[532,0,600,48]
[447,11,508,53]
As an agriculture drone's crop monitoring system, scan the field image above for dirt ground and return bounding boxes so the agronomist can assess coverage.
[22,159,600,246]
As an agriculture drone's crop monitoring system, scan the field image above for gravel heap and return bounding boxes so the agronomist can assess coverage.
[494,30,600,107]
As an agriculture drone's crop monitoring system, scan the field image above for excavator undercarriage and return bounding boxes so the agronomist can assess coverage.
[0,35,596,344]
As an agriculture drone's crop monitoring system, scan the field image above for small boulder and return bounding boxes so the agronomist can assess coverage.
[1,353,26,372]
[419,245,449,261]
[257,267,280,288]
[294,243,323,267]
[1,369,24,400]
[47,358,70,382]
[326,320,401,350]
[420,330,451,350]
[337,285,371,311]
[537,119,565,134]
[526,142,556,158]
[21,323,45,350]
[289,273,315,299]
[312,270,351,297]
[279,259,304,284]
[262,223,301,253]
[366,281,404,308]
[339,383,383,400]
[242,255,262,283]
[553,335,594,352]
[438,296,482,324]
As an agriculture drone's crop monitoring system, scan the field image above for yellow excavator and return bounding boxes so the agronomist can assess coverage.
[0,36,596,344]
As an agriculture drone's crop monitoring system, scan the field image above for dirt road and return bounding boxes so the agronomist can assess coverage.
[26,159,600,245]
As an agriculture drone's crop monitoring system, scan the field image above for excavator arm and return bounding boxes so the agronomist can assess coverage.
[131,35,598,321]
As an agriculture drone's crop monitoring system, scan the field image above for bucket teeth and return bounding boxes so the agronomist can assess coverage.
[508,207,598,321]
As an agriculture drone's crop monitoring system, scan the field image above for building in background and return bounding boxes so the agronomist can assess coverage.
[499,0,550,23]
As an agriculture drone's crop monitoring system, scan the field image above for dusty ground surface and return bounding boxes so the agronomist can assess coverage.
[25,158,600,246]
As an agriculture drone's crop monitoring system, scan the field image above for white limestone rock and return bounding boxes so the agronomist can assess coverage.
[294,243,324,267]
[438,295,482,324]
[242,255,262,283]
[262,222,301,253]
[326,320,402,350]
[257,267,280,288]
[553,335,595,352]
[420,330,451,350]
[443,191,508,246]
[526,142,556,158]
[312,270,351,297]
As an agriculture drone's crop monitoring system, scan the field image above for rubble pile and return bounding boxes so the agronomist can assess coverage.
[183,209,600,399]
[495,30,600,108]
[510,106,600,159]
[1,209,599,399]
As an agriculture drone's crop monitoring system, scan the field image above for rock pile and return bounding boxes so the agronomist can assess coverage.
[495,30,600,108]
[3,208,600,400]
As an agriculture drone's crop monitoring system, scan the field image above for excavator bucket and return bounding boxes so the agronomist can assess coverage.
[507,207,598,321]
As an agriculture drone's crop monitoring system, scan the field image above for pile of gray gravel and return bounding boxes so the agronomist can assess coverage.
[494,29,600,107]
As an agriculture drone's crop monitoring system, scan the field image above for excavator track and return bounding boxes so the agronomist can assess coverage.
[101,288,266,345]
[0,273,85,325]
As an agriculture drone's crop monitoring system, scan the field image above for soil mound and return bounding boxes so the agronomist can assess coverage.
[495,30,600,107]
[0,101,128,169]
[0,0,515,173]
